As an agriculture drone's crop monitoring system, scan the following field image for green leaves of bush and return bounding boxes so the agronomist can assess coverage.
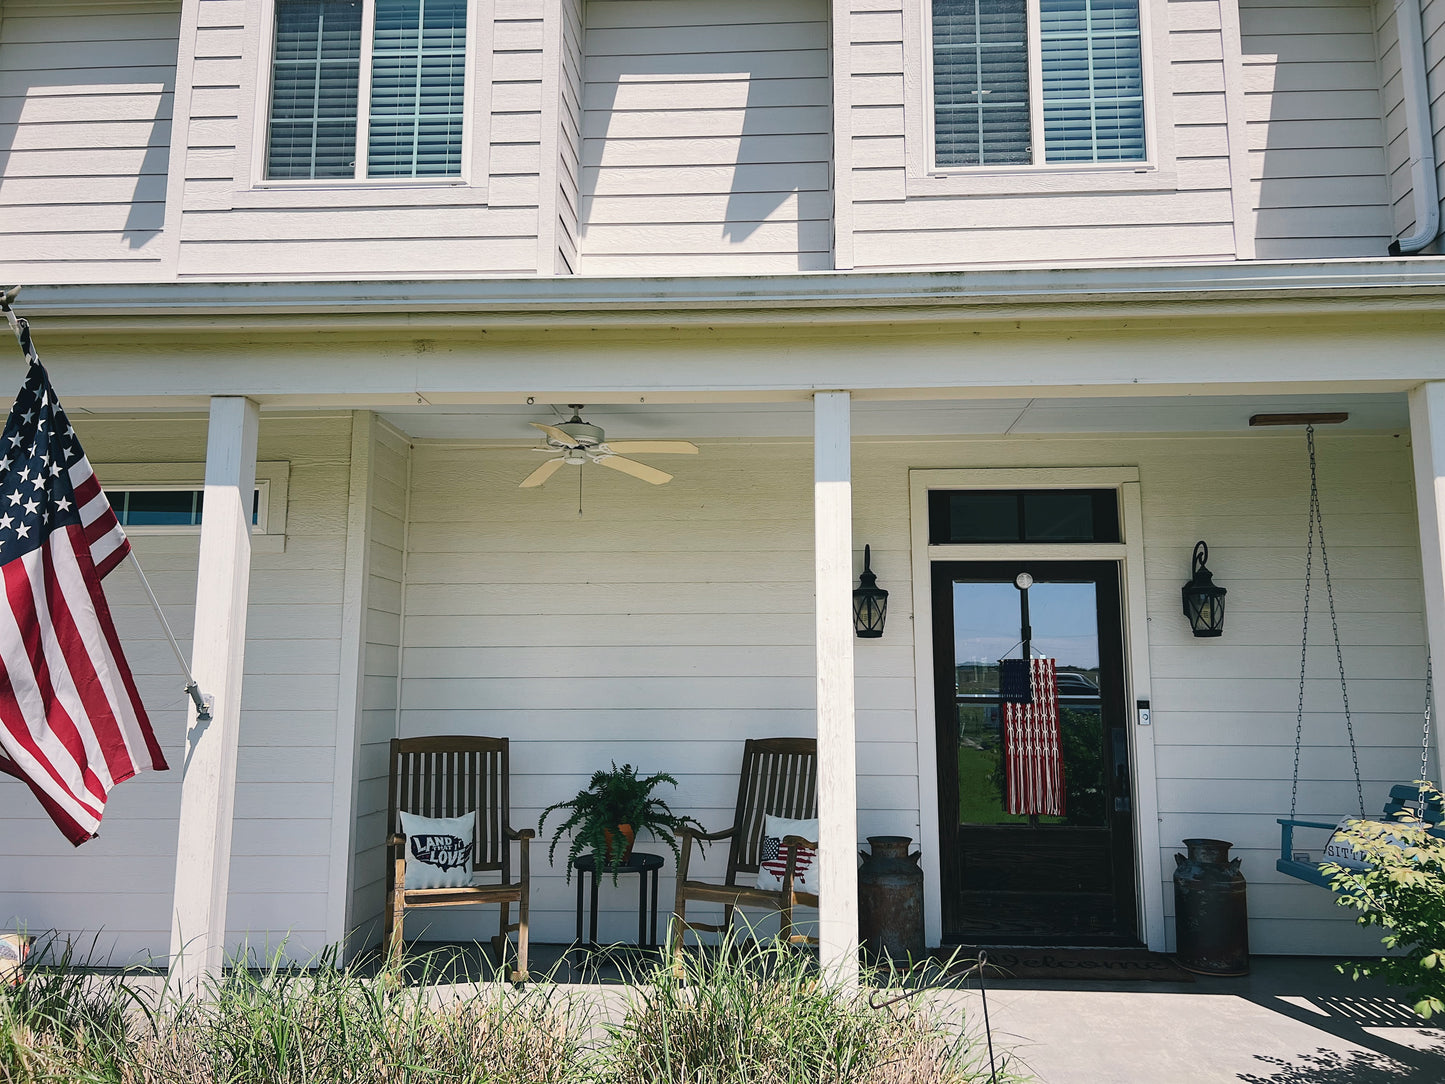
[1323,781,1445,1020]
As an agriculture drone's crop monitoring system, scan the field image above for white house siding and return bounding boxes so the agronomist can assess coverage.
[348,419,411,947]
[843,0,1238,269]
[391,426,1419,955]
[173,0,540,278]
[555,0,584,273]
[865,430,1420,955]
[394,437,912,944]
[1241,0,1392,258]
[0,413,355,964]
[0,1,180,282]
[576,0,834,274]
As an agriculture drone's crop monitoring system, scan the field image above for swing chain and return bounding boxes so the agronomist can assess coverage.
[1422,657,1434,785]
[1291,426,1366,820]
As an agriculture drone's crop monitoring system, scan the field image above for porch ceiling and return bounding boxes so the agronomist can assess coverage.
[378,392,1410,441]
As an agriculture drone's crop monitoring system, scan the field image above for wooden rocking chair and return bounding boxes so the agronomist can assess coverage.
[383,736,532,980]
[669,737,818,963]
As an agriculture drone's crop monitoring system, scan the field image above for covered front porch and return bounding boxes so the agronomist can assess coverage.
[3,265,1445,985]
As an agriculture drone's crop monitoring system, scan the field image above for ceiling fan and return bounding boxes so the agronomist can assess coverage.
[519,406,698,488]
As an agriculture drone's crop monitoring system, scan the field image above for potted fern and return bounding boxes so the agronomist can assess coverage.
[539,762,704,881]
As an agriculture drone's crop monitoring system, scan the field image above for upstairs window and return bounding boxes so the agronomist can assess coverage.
[931,0,1145,168]
[266,0,468,180]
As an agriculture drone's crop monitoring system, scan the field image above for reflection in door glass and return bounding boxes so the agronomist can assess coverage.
[953,580,1107,827]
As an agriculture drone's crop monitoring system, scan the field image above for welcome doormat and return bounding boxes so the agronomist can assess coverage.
[937,947,1195,983]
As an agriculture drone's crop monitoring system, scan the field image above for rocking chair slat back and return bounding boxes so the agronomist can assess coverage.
[730,737,818,876]
[388,736,509,876]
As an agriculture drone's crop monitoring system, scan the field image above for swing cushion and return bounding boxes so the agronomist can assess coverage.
[1321,819,1375,870]
[1321,817,1426,871]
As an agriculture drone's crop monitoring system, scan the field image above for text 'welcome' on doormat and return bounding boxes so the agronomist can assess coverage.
[937,947,1195,983]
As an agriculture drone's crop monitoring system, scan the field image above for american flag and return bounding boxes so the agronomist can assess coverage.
[1001,657,1066,817]
[0,324,166,845]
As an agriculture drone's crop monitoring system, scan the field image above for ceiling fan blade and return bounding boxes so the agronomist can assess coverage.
[519,457,568,488]
[602,440,699,455]
[596,455,673,485]
[530,421,580,447]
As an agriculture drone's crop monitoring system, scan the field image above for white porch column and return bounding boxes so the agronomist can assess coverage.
[814,391,859,984]
[169,396,260,984]
[1408,382,1445,780]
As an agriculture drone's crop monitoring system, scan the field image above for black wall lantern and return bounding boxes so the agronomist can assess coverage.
[1181,540,1226,638]
[853,544,888,638]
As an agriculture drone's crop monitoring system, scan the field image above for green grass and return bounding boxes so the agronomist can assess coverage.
[0,933,1021,1084]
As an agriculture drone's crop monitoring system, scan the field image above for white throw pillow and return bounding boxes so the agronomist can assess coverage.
[399,810,475,890]
[756,815,819,896]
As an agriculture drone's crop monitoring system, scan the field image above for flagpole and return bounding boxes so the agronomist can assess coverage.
[1,286,211,721]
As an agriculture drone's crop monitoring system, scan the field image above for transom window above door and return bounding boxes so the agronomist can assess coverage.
[930,0,1146,168]
[266,0,469,180]
[929,489,1121,544]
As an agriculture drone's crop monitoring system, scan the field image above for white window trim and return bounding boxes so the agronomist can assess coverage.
[96,462,290,553]
[230,0,493,207]
[903,0,1176,196]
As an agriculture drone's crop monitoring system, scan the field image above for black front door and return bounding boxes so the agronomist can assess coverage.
[933,560,1138,944]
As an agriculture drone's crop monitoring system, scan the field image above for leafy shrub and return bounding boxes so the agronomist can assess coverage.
[1324,781,1445,1019]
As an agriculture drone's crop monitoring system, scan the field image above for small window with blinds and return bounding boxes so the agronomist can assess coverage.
[265,0,468,181]
[931,0,1145,169]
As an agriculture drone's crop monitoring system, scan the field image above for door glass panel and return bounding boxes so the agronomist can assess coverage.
[953,578,1106,826]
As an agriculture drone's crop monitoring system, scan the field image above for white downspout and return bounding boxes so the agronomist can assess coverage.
[1390,0,1441,254]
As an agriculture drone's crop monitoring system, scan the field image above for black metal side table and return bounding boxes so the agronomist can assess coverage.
[572,851,664,950]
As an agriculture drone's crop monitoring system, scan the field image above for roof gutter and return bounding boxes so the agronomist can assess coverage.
[1389,0,1441,255]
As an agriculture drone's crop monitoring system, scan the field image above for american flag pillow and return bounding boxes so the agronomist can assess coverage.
[756,814,818,895]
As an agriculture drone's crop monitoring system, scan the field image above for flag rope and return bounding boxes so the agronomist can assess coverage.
[1,286,210,721]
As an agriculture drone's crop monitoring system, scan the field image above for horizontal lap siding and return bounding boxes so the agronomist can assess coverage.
[0,2,179,281]
[0,415,353,964]
[397,440,914,944]
[846,0,1238,268]
[1242,0,1392,258]
[397,429,1421,954]
[577,0,834,275]
[348,420,410,952]
[556,0,584,272]
[869,431,1419,955]
[176,1,542,277]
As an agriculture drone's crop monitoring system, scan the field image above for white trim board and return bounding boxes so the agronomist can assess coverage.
[908,465,1162,950]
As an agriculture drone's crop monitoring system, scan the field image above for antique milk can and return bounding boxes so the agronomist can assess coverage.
[1173,838,1249,975]
[858,835,924,961]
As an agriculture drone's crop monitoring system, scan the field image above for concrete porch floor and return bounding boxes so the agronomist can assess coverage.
[388,943,1445,1082]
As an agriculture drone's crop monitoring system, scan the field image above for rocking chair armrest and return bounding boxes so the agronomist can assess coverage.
[387,833,406,848]
[682,825,736,844]
[505,826,535,841]
[781,834,818,848]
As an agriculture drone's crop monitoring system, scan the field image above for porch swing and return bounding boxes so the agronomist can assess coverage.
[1274,425,1444,890]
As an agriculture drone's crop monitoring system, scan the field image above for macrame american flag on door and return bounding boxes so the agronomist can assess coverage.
[1001,657,1065,816]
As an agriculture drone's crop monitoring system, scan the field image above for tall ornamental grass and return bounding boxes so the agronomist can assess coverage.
[601,932,1021,1084]
[1,934,1017,1084]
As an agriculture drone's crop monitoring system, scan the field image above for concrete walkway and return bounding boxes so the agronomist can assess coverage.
[926,957,1445,1083]
[392,944,1445,1082]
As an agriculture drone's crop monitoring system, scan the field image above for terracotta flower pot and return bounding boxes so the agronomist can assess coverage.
[602,823,635,865]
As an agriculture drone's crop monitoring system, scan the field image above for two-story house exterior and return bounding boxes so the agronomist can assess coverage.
[3,0,1445,977]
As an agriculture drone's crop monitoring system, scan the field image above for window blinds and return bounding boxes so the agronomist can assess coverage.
[266,0,466,180]
[933,0,1030,166]
[367,0,467,177]
[932,0,1144,167]
[267,0,363,179]
[1040,0,1144,162]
